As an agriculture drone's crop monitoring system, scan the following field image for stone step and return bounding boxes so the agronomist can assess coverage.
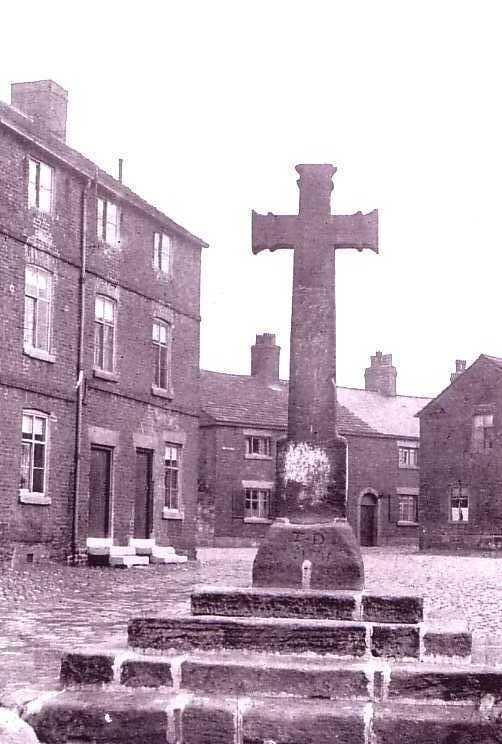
[22,688,502,744]
[60,648,490,702]
[86,537,113,555]
[191,585,423,623]
[151,546,187,564]
[128,613,471,662]
[129,537,156,555]
[109,554,150,568]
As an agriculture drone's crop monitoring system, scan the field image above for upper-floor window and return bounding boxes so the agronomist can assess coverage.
[24,266,51,352]
[94,296,116,372]
[450,486,469,522]
[28,158,53,213]
[153,232,171,273]
[245,435,272,458]
[398,444,419,469]
[97,197,119,246]
[165,444,181,510]
[20,411,48,495]
[472,413,494,452]
[245,488,271,519]
[152,319,171,390]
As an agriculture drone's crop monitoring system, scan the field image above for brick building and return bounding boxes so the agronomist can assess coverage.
[418,354,502,551]
[0,80,207,563]
[198,334,429,548]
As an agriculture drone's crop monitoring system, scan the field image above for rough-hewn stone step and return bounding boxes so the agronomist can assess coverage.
[191,586,424,623]
[22,688,502,744]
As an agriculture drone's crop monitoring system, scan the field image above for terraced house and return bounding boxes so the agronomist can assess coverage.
[198,335,429,548]
[0,80,207,564]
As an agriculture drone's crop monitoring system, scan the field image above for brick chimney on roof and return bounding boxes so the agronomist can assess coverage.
[11,80,68,141]
[450,359,466,384]
[251,333,280,383]
[364,351,397,397]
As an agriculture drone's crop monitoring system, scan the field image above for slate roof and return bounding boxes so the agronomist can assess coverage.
[200,370,429,439]
[0,98,207,248]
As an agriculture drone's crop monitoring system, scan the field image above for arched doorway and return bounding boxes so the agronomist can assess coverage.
[360,492,378,547]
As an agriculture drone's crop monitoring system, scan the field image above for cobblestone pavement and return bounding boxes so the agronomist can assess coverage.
[2,547,502,702]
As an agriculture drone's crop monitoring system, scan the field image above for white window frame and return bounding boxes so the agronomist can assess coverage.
[24,266,53,358]
[28,157,54,213]
[398,441,419,469]
[244,433,272,459]
[19,410,51,505]
[97,197,119,246]
[398,494,418,524]
[450,487,469,523]
[163,443,182,516]
[152,319,171,391]
[153,232,171,274]
[94,295,116,373]
[244,488,271,521]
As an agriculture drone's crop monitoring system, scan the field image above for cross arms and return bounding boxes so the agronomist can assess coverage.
[252,212,299,254]
[331,210,378,253]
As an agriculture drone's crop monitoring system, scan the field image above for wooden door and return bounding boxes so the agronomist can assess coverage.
[134,449,153,539]
[360,503,376,546]
[89,447,111,537]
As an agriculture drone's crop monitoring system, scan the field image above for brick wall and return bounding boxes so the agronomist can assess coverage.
[419,357,502,551]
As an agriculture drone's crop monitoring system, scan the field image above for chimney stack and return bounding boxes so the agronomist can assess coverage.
[450,359,466,384]
[251,333,280,383]
[11,80,68,141]
[364,351,397,397]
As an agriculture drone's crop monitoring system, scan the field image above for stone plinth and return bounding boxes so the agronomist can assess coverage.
[252,519,364,590]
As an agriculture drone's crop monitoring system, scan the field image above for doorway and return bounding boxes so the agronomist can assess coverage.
[360,492,377,546]
[88,446,112,537]
[134,449,153,539]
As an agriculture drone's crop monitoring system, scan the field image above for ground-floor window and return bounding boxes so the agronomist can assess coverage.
[398,494,418,523]
[20,411,48,494]
[450,487,469,522]
[165,443,181,510]
[244,488,271,519]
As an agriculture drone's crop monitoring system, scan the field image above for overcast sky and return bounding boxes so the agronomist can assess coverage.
[2,1,501,398]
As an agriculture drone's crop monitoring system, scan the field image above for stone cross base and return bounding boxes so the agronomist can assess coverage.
[252,519,365,591]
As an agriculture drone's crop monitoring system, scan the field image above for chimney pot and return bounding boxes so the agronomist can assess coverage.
[11,80,68,141]
[251,333,280,382]
[450,359,467,383]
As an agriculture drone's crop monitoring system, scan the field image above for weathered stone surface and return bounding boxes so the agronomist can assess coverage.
[0,708,40,744]
[252,520,364,590]
[423,631,472,658]
[121,659,173,688]
[191,586,357,620]
[60,652,114,686]
[25,689,172,743]
[362,595,423,624]
[371,625,420,659]
[242,697,366,744]
[373,702,501,743]
[388,668,502,701]
[128,615,367,656]
[181,697,235,744]
[181,658,369,699]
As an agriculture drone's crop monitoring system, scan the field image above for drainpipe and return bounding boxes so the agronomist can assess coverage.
[72,176,91,561]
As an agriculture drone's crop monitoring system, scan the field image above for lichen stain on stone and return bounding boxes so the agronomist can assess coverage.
[283,442,330,507]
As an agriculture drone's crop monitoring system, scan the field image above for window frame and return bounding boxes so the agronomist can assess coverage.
[472,412,494,453]
[97,196,120,247]
[19,410,50,504]
[397,494,418,524]
[28,157,54,214]
[93,295,117,374]
[24,265,53,357]
[152,318,172,392]
[244,434,272,459]
[450,486,469,523]
[163,443,182,517]
[244,488,272,521]
[398,444,419,469]
[153,232,172,274]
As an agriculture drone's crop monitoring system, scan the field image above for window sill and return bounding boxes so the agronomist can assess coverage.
[397,520,418,527]
[244,454,273,461]
[151,385,174,400]
[162,508,184,520]
[244,517,272,524]
[398,465,419,470]
[449,521,470,525]
[23,345,56,364]
[19,491,51,505]
[93,368,119,383]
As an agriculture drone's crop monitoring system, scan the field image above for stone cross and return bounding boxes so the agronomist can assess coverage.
[251,164,378,590]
